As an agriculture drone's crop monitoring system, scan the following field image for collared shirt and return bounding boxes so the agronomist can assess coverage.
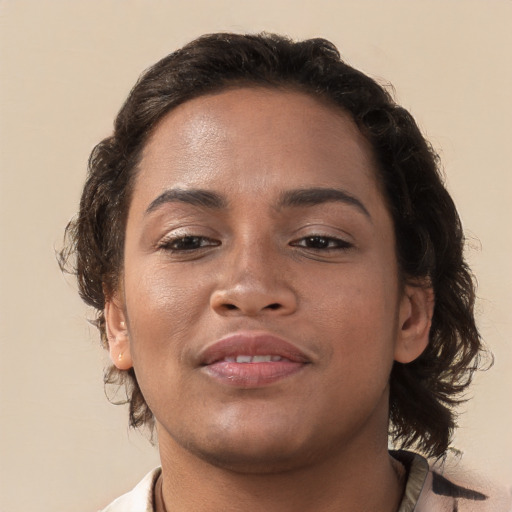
[99,451,512,511]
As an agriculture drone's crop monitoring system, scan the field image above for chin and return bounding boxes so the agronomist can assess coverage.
[157,400,355,474]
[174,418,329,475]
[187,438,317,475]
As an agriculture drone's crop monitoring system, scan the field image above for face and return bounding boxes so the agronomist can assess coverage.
[107,88,429,473]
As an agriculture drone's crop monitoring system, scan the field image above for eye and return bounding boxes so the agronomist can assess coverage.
[159,235,220,252]
[290,235,352,251]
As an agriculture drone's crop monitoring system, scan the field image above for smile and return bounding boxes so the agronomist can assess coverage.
[199,332,310,387]
[222,355,289,363]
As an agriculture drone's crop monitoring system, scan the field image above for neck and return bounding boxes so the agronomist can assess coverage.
[156,428,405,512]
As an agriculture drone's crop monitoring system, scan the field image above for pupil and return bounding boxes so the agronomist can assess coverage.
[180,236,199,249]
[309,236,328,248]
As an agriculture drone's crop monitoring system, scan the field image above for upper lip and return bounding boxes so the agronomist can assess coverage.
[199,331,311,365]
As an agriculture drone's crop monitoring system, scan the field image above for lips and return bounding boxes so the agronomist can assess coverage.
[199,332,310,387]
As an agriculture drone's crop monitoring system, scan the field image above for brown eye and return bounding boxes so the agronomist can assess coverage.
[292,236,352,250]
[160,236,220,251]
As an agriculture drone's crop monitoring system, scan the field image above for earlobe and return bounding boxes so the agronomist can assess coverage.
[105,299,133,370]
[394,282,435,364]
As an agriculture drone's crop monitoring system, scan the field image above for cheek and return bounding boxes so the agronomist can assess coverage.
[308,263,400,366]
[124,265,209,360]
[122,267,211,417]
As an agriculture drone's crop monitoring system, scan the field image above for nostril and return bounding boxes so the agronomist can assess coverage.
[266,303,281,310]
[223,304,238,310]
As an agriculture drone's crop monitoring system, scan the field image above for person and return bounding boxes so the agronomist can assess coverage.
[61,32,511,511]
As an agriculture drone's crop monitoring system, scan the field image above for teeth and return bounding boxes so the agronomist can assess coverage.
[252,355,272,363]
[230,355,283,363]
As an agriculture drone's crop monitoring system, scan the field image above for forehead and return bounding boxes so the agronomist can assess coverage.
[135,87,380,202]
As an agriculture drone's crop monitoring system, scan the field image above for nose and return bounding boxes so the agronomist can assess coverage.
[210,243,298,317]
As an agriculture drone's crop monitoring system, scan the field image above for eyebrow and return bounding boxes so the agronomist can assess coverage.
[145,186,370,219]
[278,188,371,219]
[145,188,227,214]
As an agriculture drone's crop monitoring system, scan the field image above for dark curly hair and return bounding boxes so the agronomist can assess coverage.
[60,32,485,458]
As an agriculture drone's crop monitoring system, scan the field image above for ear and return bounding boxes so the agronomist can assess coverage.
[394,281,435,364]
[104,298,133,370]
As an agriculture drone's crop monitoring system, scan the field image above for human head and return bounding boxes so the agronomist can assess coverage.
[61,32,483,458]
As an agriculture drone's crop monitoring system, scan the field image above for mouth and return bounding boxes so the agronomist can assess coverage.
[199,332,311,388]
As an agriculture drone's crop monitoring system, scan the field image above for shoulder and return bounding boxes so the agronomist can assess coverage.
[394,451,512,512]
[98,468,161,512]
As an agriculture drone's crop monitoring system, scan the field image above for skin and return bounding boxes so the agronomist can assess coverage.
[106,88,433,512]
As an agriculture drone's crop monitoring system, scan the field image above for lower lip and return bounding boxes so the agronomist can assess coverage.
[202,361,306,387]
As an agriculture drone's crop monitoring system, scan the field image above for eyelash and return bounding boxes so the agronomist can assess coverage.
[158,235,220,252]
[290,235,353,251]
[158,234,352,253]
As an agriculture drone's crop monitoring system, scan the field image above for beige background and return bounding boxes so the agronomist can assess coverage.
[0,1,511,510]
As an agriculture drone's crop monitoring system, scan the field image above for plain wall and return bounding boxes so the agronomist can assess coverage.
[0,1,511,510]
